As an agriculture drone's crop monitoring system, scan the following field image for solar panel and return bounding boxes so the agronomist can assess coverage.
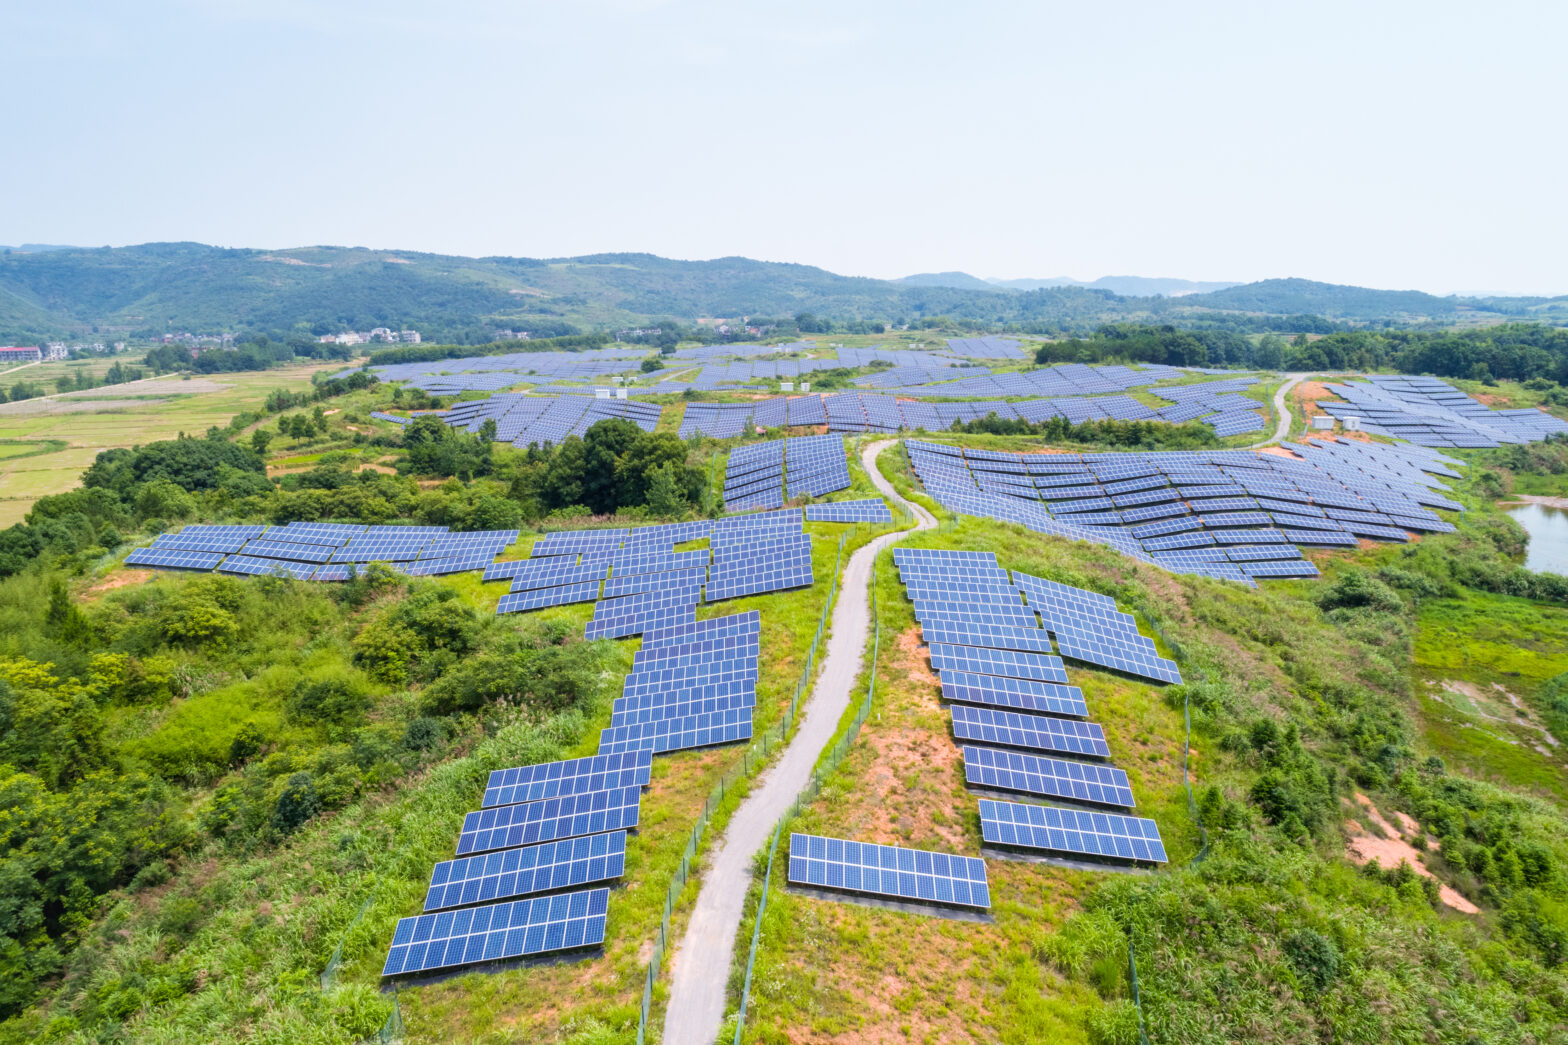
[918,618,1055,654]
[584,604,697,641]
[939,669,1088,718]
[505,562,607,591]
[597,707,753,754]
[927,643,1069,683]
[804,499,895,524]
[217,554,316,579]
[911,599,1038,629]
[602,565,709,599]
[424,832,627,912]
[978,799,1167,864]
[641,611,761,648]
[455,787,642,856]
[950,704,1109,757]
[240,539,339,564]
[496,581,602,614]
[787,833,990,910]
[150,533,252,554]
[633,633,759,669]
[963,746,1134,808]
[706,561,814,600]
[123,547,227,571]
[400,552,498,577]
[483,751,653,808]
[382,887,609,976]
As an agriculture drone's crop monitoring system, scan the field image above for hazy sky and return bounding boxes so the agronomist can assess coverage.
[8,0,1566,294]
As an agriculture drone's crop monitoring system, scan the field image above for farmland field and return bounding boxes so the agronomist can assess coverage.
[0,361,348,525]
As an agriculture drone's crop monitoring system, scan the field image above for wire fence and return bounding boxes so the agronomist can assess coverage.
[633,527,855,1045]
[730,554,884,1044]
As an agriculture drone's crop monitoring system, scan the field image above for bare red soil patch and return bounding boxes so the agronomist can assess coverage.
[1344,792,1479,913]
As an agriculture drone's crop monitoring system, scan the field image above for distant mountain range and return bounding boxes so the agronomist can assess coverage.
[1,243,1565,342]
[898,273,1242,297]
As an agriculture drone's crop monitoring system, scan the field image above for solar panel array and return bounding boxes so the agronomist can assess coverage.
[906,437,1464,585]
[384,736,656,978]
[679,395,834,437]
[804,498,894,524]
[126,524,519,582]
[1321,376,1568,447]
[343,347,652,394]
[436,393,663,447]
[722,435,852,509]
[382,888,610,977]
[787,833,991,910]
[979,799,1168,865]
[890,548,1167,868]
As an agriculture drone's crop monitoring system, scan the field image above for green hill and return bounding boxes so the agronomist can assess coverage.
[2,245,1565,341]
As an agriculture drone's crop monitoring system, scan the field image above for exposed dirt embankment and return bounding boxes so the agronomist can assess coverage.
[1344,792,1479,913]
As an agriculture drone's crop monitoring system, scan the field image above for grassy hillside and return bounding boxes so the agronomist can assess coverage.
[724,441,1568,1045]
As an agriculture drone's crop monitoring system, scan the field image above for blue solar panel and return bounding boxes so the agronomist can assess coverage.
[400,552,498,577]
[424,832,626,912]
[455,787,642,856]
[911,599,1038,629]
[928,643,1068,683]
[240,539,339,564]
[483,751,653,808]
[597,707,753,754]
[939,669,1088,717]
[217,554,316,579]
[585,604,697,641]
[382,887,609,976]
[124,547,227,571]
[978,799,1167,864]
[641,611,760,649]
[706,561,813,601]
[963,746,1134,807]
[950,704,1109,757]
[917,618,1054,654]
[602,564,709,599]
[496,581,602,614]
[788,833,990,909]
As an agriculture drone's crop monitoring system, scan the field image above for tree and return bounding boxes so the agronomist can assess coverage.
[582,418,641,514]
[251,428,273,456]
[645,461,687,517]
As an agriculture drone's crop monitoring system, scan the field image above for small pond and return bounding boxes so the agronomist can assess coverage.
[1505,502,1568,575]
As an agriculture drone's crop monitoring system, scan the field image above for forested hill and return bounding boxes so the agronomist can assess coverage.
[2,243,1566,341]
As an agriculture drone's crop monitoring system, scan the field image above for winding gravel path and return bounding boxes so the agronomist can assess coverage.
[660,438,934,1045]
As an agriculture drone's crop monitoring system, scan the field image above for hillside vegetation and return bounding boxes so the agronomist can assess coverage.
[6,244,1568,342]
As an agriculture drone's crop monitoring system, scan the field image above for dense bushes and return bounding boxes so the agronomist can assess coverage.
[0,562,613,1022]
[949,412,1220,449]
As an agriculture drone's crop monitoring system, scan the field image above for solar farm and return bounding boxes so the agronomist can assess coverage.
[1318,376,1568,447]
[904,436,1467,584]
[721,433,853,510]
[380,501,904,978]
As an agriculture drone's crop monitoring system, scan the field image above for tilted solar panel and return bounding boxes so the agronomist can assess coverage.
[978,799,1166,864]
[423,832,626,911]
[483,750,653,808]
[963,746,1134,808]
[927,643,1069,683]
[949,704,1109,757]
[382,887,609,976]
[455,787,642,856]
[597,707,753,754]
[496,581,602,614]
[939,669,1088,718]
[788,833,991,909]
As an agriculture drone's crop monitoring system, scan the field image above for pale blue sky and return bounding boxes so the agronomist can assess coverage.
[7,0,1566,294]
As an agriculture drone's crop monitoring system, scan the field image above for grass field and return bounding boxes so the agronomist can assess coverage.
[0,362,346,525]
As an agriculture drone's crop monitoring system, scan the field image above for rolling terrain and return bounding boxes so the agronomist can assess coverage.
[5,244,1568,342]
